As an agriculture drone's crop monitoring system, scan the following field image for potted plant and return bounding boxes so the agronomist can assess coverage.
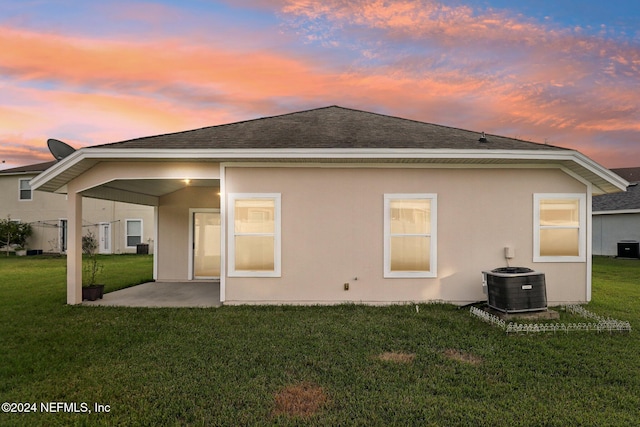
[14,245,27,256]
[82,231,105,301]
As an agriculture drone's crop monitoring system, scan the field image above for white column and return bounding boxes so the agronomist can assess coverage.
[219,165,226,303]
[153,206,158,281]
[67,192,83,304]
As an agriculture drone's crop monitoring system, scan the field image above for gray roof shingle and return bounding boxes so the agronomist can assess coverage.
[593,183,640,211]
[610,167,640,184]
[593,167,640,211]
[0,160,57,175]
[99,106,569,151]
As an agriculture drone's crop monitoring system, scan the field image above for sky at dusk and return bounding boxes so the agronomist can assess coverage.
[1,0,639,170]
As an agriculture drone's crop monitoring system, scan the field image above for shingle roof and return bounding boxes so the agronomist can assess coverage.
[99,106,569,151]
[0,160,57,175]
[593,167,640,211]
[593,182,640,211]
[610,167,640,184]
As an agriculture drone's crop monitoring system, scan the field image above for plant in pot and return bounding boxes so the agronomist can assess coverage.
[82,231,105,301]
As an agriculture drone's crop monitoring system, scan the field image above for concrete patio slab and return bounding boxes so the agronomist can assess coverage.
[83,281,221,308]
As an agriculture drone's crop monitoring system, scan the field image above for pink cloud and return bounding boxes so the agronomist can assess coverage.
[0,137,53,167]
[1,0,639,169]
[274,0,640,161]
[0,25,355,130]
[0,25,340,132]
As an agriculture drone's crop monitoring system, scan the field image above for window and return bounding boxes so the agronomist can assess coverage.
[533,194,586,262]
[228,193,281,277]
[125,219,143,248]
[384,194,437,278]
[19,179,32,200]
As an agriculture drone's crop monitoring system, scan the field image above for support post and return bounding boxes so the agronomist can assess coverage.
[67,192,83,304]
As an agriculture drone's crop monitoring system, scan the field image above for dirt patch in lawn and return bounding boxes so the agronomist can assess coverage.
[272,382,328,419]
[443,348,483,365]
[377,351,416,363]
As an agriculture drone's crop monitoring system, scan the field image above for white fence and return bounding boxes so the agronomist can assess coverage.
[470,305,631,334]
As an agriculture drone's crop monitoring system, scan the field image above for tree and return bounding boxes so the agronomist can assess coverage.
[0,216,32,256]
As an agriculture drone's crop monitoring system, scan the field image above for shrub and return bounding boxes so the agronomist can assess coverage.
[0,216,32,255]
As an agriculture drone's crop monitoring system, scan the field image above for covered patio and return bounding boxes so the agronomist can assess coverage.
[83,281,221,308]
[32,157,223,305]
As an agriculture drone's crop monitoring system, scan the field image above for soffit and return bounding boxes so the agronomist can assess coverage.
[101,178,217,197]
[80,178,219,205]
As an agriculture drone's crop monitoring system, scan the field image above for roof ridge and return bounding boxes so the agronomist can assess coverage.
[76,105,570,151]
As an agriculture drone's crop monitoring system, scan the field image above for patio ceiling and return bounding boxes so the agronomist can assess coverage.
[81,178,219,206]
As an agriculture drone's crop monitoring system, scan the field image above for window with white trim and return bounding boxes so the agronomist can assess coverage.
[384,194,437,278]
[533,194,586,262]
[125,219,143,248]
[19,179,32,201]
[228,193,281,277]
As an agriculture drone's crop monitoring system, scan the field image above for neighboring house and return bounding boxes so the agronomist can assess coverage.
[593,167,640,257]
[30,106,627,305]
[0,160,154,254]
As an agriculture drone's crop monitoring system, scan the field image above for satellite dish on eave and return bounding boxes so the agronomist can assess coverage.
[47,139,76,161]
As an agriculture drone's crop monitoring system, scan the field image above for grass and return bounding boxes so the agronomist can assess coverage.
[0,255,639,426]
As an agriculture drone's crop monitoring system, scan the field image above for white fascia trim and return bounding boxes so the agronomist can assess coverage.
[593,209,640,215]
[569,152,629,192]
[29,149,86,190]
[30,147,628,192]
[68,147,583,160]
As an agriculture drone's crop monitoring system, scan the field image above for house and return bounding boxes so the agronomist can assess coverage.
[0,159,154,254]
[593,167,640,257]
[30,106,627,305]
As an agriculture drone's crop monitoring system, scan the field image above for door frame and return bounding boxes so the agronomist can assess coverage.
[188,208,221,280]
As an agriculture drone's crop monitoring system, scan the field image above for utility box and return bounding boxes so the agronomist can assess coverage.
[482,267,547,313]
[136,243,149,255]
[617,241,639,259]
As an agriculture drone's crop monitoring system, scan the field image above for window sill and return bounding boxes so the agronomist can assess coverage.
[533,256,586,263]
[384,272,437,279]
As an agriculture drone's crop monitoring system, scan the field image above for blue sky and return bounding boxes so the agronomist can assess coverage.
[1,0,639,168]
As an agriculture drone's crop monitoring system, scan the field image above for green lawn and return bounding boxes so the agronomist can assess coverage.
[0,255,638,426]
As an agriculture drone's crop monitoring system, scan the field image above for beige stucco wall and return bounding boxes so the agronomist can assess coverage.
[223,166,588,305]
[0,172,154,253]
[156,186,220,281]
